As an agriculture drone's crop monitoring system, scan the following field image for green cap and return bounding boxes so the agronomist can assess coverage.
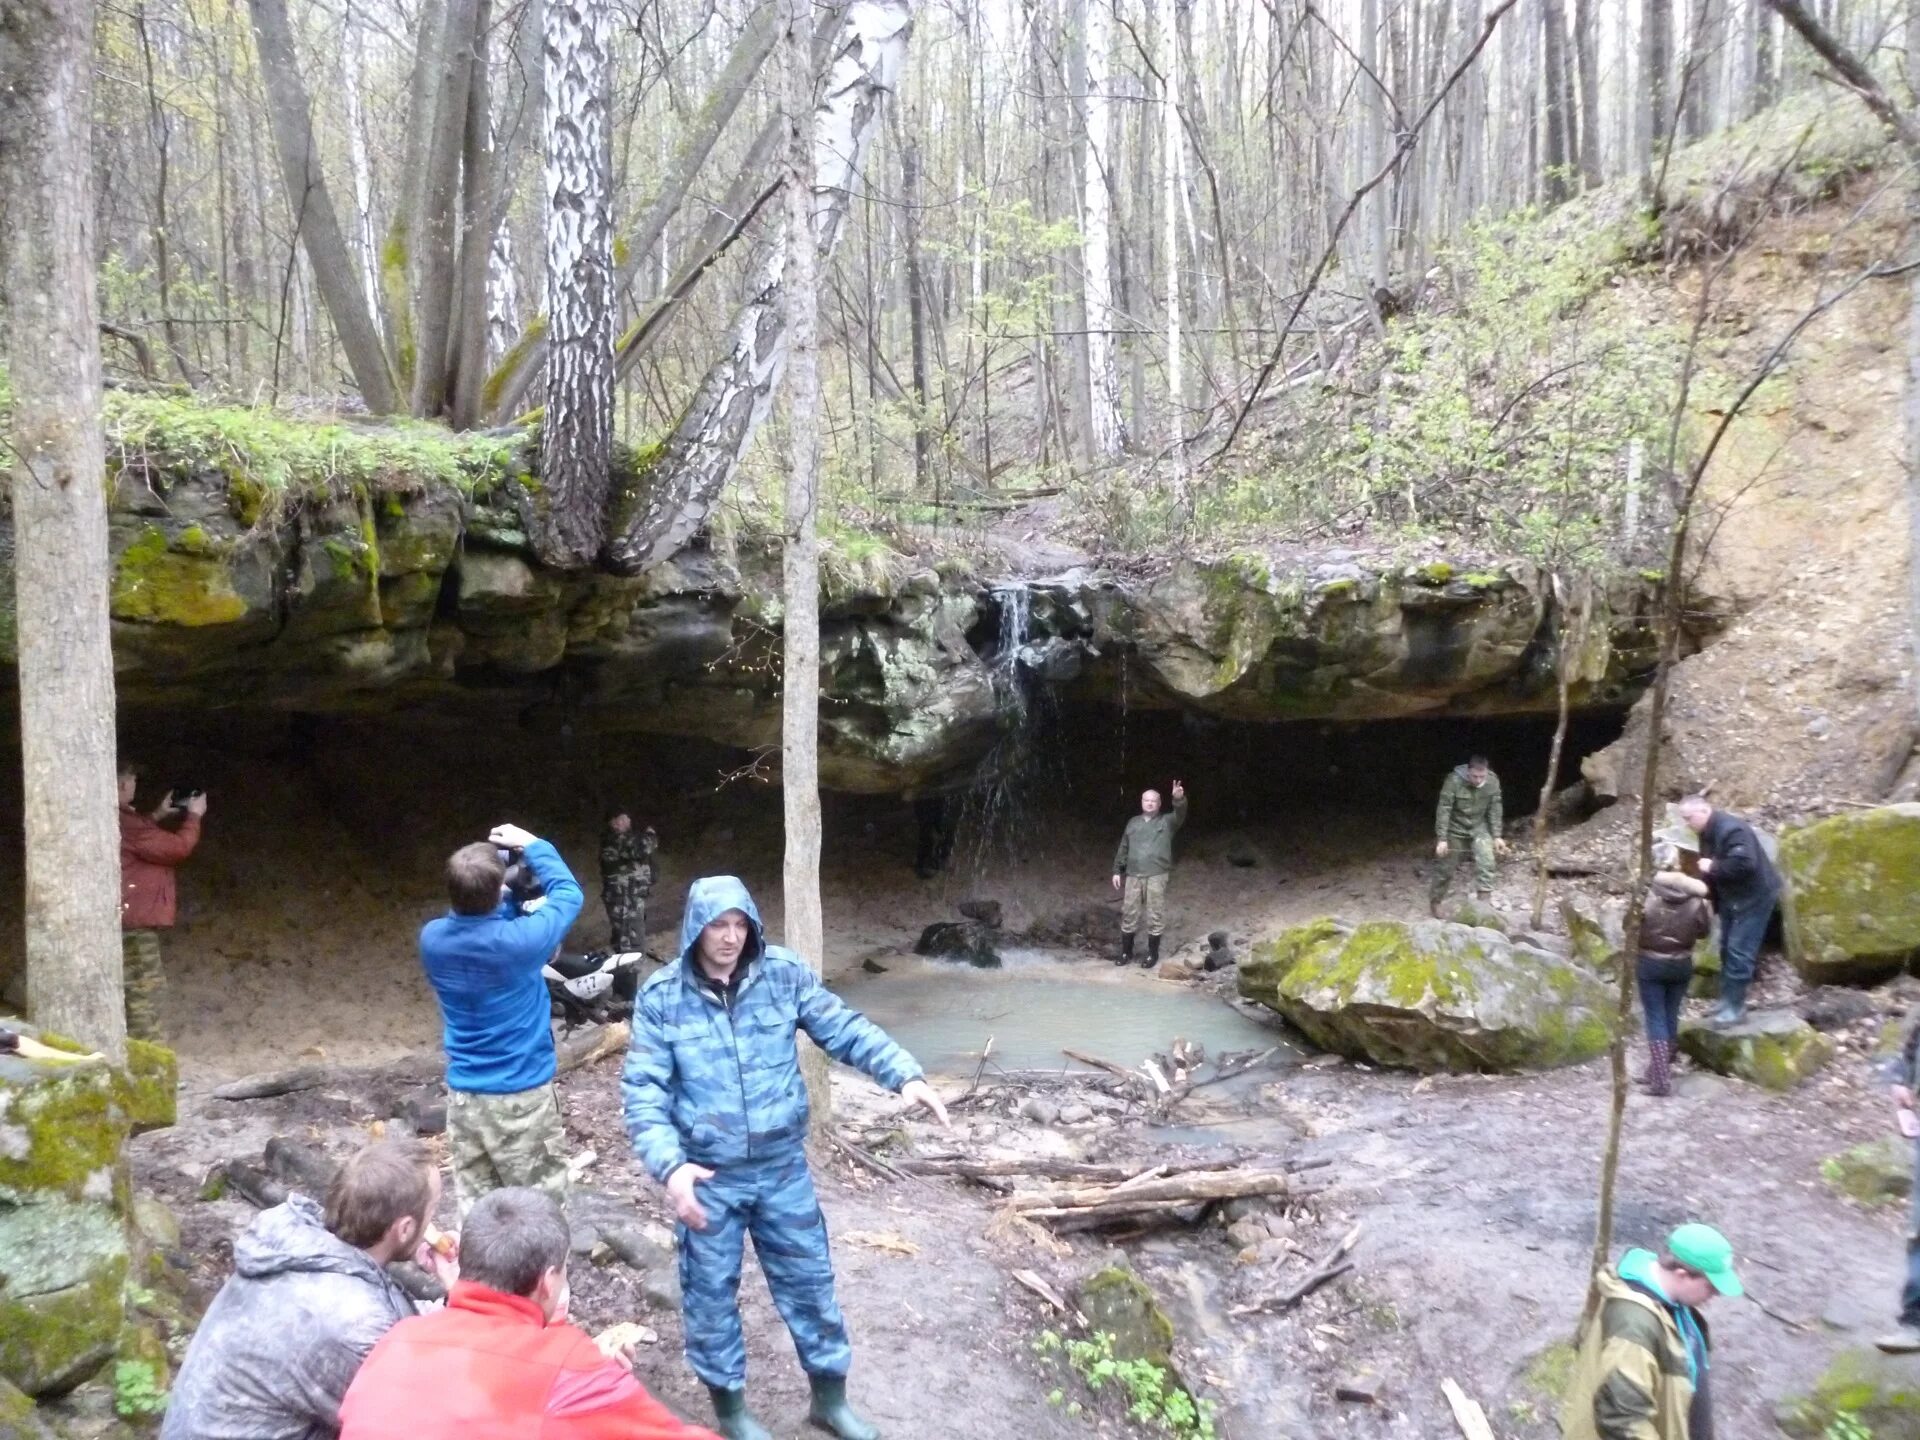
[1668,1223,1742,1297]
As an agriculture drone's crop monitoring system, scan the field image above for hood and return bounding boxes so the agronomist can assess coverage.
[1453,764,1483,784]
[233,1194,389,1284]
[1617,1248,1667,1299]
[677,875,767,967]
[1651,873,1708,902]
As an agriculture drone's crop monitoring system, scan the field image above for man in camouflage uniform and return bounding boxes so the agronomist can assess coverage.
[117,761,206,1044]
[1429,754,1508,915]
[600,810,657,953]
[1111,781,1188,968]
[420,823,583,1214]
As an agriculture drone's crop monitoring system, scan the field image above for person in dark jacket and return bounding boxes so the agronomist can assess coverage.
[1636,853,1714,1097]
[420,823,585,1214]
[1111,782,1189,967]
[1678,796,1780,1026]
[164,1140,456,1440]
[1875,1021,1920,1352]
[117,760,206,1044]
[622,877,950,1440]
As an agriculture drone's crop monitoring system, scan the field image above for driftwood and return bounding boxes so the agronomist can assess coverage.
[1010,1268,1080,1320]
[1441,1379,1497,1440]
[212,1065,332,1101]
[221,1160,289,1210]
[558,1022,631,1074]
[264,1137,341,1197]
[1061,1048,1135,1079]
[897,1156,1234,1183]
[1230,1224,1363,1316]
[1010,1169,1289,1213]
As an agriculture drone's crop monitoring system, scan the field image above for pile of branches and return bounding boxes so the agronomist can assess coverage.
[947,1039,1280,1124]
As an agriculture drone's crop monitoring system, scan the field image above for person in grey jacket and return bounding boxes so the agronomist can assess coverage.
[163,1139,458,1440]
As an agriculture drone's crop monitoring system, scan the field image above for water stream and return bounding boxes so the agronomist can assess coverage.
[831,947,1295,1075]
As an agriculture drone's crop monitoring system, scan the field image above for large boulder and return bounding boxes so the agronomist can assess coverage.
[1778,1346,1920,1438]
[1237,917,1615,1072]
[1821,1137,1912,1206]
[1678,1011,1834,1090]
[1781,805,1920,983]
[0,1036,137,1398]
[1076,1267,1174,1368]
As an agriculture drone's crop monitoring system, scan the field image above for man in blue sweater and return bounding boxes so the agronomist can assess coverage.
[421,823,585,1214]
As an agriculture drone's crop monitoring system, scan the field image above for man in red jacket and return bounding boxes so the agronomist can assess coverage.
[340,1187,716,1440]
[117,761,205,1043]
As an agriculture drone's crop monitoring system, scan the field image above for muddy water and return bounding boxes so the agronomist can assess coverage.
[830,947,1295,1074]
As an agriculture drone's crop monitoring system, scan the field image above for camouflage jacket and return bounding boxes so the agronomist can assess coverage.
[621,876,922,1182]
[600,827,654,895]
[1435,766,1503,840]
[1563,1255,1711,1440]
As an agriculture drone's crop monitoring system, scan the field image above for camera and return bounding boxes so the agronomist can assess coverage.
[166,786,204,810]
[498,847,544,906]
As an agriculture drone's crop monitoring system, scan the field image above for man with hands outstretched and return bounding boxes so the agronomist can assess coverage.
[1111,780,1189,968]
[623,876,948,1440]
[420,822,585,1215]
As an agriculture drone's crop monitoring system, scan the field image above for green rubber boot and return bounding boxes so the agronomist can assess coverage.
[808,1375,880,1440]
[708,1387,774,1440]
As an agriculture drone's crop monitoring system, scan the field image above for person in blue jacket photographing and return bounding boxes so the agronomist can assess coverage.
[622,876,950,1440]
[420,822,585,1215]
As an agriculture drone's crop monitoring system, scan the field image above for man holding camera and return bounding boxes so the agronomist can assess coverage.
[421,823,584,1214]
[117,760,206,1044]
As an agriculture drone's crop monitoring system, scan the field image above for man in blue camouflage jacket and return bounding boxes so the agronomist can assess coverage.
[622,876,950,1440]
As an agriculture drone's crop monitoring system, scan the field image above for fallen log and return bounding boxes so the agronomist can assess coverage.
[264,1136,341,1197]
[896,1157,1235,1183]
[1010,1169,1290,1213]
[212,1065,331,1101]
[1061,1049,1137,1079]
[558,1022,631,1074]
[221,1160,289,1210]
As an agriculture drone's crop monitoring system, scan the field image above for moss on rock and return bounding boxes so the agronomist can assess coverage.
[1077,1267,1175,1369]
[1780,804,1920,983]
[1778,1345,1920,1438]
[0,1055,130,1201]
[0,1254,127,1398]
[1678,1011,1834,1090]
[110,526,252,628]
[1821,1137,1912,1206]
[120,1043,175,1136]
[1239,916,1614,1072]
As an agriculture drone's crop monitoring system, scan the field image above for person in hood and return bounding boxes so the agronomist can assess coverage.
[1678,796,1780,1026]
[340,1187,715,1440]
[420,821,585,1214]
[163,1139,456,1440]
[117,758,207,1044]
[622,877,951,1440]
[1636,847,1714,1097]
[1430,756,1507,916]
[1565,1223,1740,1440]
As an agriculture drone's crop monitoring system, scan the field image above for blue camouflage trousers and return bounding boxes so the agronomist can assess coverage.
[678,1147,851,1390]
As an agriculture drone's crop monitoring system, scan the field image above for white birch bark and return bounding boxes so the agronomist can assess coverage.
[539,0,615,567]
[1163,0,1186,494]
[605,0,914,573]
[342,11,383,337]
[1083,0,1126,455]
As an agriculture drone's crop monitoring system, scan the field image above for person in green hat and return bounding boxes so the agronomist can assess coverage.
[1565,1223,1740,1440]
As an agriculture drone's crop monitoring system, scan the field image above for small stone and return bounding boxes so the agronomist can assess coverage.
[1335,1373,1386,1405]
[640,1269,682,1311]
[1019,1097,1061,1125]
[957,898,1004,929]
[1799,986,1880,1032]
[393,1093,447,1136]
[1057,1103,1095,1125]
[1807,715,1833,739]
[860,958,888,974]
[1226,1217,1268,1250]
[130,1194,180,1252]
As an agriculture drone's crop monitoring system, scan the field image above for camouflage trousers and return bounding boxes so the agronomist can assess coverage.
[679,1147,850,1390]
[446,1083,571,1217]
[1120,874,1169,937]
[1429,833,1497,905]
[603,876,648,953]
[122,929,167,1044]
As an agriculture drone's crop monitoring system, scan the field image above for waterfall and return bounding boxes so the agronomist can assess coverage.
[992,583,1032,718]
[951,583,1065,876]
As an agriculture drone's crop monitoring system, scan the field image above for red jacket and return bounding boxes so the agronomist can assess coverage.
[119,806,200,929]
[339,1282,717,1440]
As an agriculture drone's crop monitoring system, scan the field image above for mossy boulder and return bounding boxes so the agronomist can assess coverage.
[1780,804,1920,983]
[120,1042,175,1136]
[1690,931,1722,1000]
[1447,900,1510,935]
[0,1376,57,1439]
[1077,1267,1174,1369]
[1560,897,1624,971]
[0,1037,136,1399]
[1778,1345,1920,1438]
[1238,917,1615,1072]
[1821,1137,1912,1206]
[1678,1011,1834,1090]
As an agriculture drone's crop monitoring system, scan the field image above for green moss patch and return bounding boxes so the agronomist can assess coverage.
[1778,1345,1920,1438]
[1781,804,1920,982]
[1821,1138,1913,1206]
[1679,1012,1834,1091]
[1077,1267,1175,1369]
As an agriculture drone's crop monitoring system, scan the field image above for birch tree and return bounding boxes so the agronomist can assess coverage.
[539,0,616,567]
[1163,0,1186,495]
[1083,0,1127,455]
[0,0,129,1061]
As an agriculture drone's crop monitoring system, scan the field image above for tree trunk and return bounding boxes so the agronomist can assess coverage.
[779,0,830,1132]
[1163,0,1186,497]
[448,0,495,430]
[1531,580,1591,928]
[602,0,913,574]
[901,125,933,488]
[1753,0,1776,115]
[246,0,399,413]
[1083,0,1127,455]
[1645,0,1673,173]
[1542,0,1574,201]
[383,0,447,388]
[538,0,615,567]
[410,0,483,418]
[0,0,128,1062]
[1574,0,1601,185]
